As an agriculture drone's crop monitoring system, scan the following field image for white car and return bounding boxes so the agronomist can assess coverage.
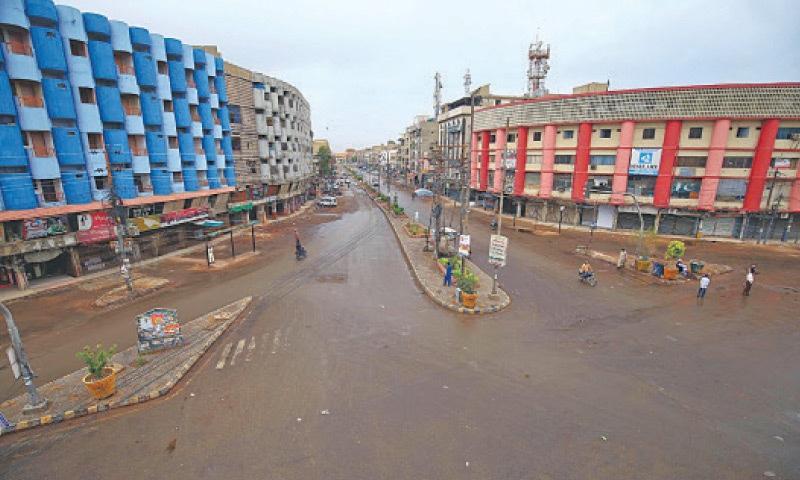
[317,196,338,207]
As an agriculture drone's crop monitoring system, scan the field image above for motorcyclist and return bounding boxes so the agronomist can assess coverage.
[294,229,305,258]
[579,260,594,279]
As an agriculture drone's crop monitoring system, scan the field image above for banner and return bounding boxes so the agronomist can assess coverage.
[458,235,471,257]
[77,212,114,244]
[128,215,162,233]
[159,206,209,227]
[23,216,68,240]
[629,148,662,176]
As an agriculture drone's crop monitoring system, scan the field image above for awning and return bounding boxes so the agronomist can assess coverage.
[194,220,224,227]
[24,249,64,263]
[228,202,254,213]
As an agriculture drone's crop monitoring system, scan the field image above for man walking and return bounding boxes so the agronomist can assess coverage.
[742,269,754,296]
[697,274,710,303]
[443,262,453,287]
[617,248,627,270]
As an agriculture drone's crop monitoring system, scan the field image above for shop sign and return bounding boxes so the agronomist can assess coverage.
[159,206,209,227]
[77,212,115,244]
[128,215,162,233]
[23,216,68,240]
[629,148,662,176]
[129,204,156,218]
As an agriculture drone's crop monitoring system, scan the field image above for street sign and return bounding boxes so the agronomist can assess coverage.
[488,234,508,267]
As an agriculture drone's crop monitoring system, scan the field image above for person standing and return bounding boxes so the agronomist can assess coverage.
[697,274,710,301]
[443,262,453,286]
[617,248,628,270]
[742,269,754,296]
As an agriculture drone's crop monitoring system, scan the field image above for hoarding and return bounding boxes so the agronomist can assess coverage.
[629,148,662,176]
[76,212,115,244]
[488,234,508,267]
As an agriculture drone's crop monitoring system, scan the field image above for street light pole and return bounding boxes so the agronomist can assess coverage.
[558,205,565,234]
[1,301,48,413]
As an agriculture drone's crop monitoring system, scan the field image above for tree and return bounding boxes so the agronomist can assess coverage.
[317,145,333,176]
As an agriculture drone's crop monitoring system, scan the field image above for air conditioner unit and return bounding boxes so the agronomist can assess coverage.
[504,185,513,194]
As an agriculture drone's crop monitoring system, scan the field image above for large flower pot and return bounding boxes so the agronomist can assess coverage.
[663,266,678,280]
[462,292,478,309]
[636,259,651,272]
[82,367,117,400]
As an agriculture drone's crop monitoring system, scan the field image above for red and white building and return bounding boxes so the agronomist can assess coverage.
[470,83,800,239]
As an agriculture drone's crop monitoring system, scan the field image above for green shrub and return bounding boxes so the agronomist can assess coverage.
[77,344,117,378]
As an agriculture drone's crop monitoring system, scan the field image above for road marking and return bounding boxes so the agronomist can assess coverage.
[272,329,281,354]
[283,327,291,348]
[216,343,233,370]
[245,336,256,362]
[230,339,246,365]
[261,332,270,354]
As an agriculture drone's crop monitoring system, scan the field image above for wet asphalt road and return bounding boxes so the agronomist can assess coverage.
[1,184,799,479]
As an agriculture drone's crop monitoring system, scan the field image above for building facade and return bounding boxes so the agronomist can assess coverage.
[0,0,310,290]
[470,83,800,239]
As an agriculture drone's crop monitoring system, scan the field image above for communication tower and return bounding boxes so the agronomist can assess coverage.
[433,71,443,118]
[527,31,551,98]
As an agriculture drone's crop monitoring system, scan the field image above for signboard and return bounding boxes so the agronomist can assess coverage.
[77,212,115,244]
[159,206,209,227]
[458,235,471,257]
[773,158,791,169]
[488,234,508,267]
[629,148,662,176]
[127,215,162,233]
[136,308,184,354]
[23,216,68,240]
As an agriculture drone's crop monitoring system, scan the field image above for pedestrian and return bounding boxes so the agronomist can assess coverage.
[443,262,453,286]
[742,269,754,296]
[617,248,627,270]
[697,273,710,299]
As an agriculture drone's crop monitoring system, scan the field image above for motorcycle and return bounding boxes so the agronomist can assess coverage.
[295,246,307,260]
[578,270,597,286]
[490,219,498,231]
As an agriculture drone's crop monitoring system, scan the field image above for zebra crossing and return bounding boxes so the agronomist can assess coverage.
[215,327,292,370]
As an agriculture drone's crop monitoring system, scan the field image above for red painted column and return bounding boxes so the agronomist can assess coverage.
[539,124,557,197]
[788,167,800,211]
[611,121,635,205]
[470,130,479,189]
[572,122,592,202]
[479,130,491,190]
[697,119,731,210]
[514,127,528,195]
[494,127,506,192]
[743,119,780,211]
[653,120,683,207]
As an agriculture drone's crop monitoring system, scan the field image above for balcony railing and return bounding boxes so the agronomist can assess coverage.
[124,105,142,115]
[117,64,135,75]
[19,95,44,108]
[6,42,33,56]
[31,146,55,157]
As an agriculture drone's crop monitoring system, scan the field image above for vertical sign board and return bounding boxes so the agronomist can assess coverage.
[458,235,471,257]
[136,308,184,354]
[488,234,509,267]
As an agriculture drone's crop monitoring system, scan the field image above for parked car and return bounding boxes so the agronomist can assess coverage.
[414,188,434,197]
[317,196,338,207]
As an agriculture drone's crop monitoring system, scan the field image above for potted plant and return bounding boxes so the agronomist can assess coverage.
[634,228,657,272]
[458,274,479,309]
[77,344,118,400]
[662,240,686,280]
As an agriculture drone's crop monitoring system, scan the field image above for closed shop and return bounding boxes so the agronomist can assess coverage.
[658,214,698,236]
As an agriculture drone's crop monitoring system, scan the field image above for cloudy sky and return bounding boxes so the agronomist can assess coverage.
[59,0,799,152]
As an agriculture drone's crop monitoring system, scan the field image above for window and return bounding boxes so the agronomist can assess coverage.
[626,175,657,197]
[46,32,56,39]
[776,127,800,140]
[671,178,702,199]
[526,154,542,165]
[163,100,173,112]
[231,136,241,151]
[563,130,574,139]
[78,87,95,104]
[688,127,703,139]
[532,131,542,142]
[507,133,516,143]
[524,172,541,188]
[587,176,612,192]
[642,128,656,139]
[228,105,242,124]
[87,133,103,150]
[722,156,753,169]
[599,129,611,139]
[157,61,168,75]
[554,155,575,165]
[675,156,707,168]
[736,127,750,138]
[715,179,747,202]
[590,155,615,166]
[553,174,572,192]
[770,158,799,169]
[69,39,87,57]
[489,134,496,143]
[168,136,178,148]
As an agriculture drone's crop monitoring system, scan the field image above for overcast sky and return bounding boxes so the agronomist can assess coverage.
[60,0,799,153]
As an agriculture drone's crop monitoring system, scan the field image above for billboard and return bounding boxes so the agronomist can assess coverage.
[629,148,662,176]
[77,212,115,244]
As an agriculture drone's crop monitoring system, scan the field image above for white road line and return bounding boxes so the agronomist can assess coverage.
[216,342,233,370]
[230,339,246,365]
[261,332,270,354]
[272,329,281,354]
[245,336,256,362]
[283,327,291,348]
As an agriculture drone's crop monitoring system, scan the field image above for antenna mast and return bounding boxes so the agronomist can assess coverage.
[433,71,443,118]
[464,69,472,96]
[527,29,551,98]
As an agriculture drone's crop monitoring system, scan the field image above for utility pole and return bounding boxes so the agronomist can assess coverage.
[2,301,48,413]
[757,168,781,245]
[106,148,133,294]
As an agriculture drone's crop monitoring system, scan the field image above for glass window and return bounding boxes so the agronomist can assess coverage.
[626,175,657,197]
[671,178,702,199]
[599,129,611,139]
[526,154,542,165]
[554,155,575,165]
[642,128,656,139]
[715,179,747,201]
[688,127,703,139]
[490,134,496,143]
[587,175,612,192]
[524,172,541,187]
[69,39,87,57]
[506,133,516,143]
[553,174,572,192]
[532,131,542,142]
[722,156,753,169]
[228,105,242,124]
[589,155,615,165]
[562,130,574,139]
[736,127,750,138]
[776,127,800,140]
[675,156,707,168]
